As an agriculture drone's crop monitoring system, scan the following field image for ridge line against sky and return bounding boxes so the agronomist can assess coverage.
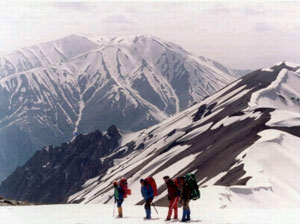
[1,0,300,69]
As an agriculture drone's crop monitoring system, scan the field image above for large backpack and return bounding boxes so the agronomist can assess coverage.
[119,178,132,198]
[185,173,200,200]
[145,176,158,197]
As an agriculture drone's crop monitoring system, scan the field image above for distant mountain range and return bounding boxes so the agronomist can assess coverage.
[0,34,245,181]
[1,61,299,207]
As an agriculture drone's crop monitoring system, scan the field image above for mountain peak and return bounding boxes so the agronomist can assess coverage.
[260,61,300,73]
[62,33,88,39]
[272,61,300,69]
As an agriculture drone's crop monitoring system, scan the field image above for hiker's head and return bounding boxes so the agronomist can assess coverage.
[179,176,185,185]
[140,179,145,186]
[113,181,118,187]
[163,176,170,183]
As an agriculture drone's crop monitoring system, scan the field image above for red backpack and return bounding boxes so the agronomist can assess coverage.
[145,176,158,196]
[119,178,131,198]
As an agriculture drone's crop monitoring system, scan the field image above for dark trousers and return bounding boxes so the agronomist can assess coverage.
[182,199,190,210]
[117,199,123,208]
[145,198,153,219]
[145,198,153,209]
[182,199,191,221]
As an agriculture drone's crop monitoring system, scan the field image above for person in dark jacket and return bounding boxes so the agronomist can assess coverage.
[179,176,191,222]
[113,181,124,218]
[140,179,154,219]
[163,176,180,221]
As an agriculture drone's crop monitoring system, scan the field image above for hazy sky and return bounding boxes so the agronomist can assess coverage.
[1,0,300,69]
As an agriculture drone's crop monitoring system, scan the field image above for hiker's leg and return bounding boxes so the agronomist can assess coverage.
[117,200,123,217]
[167,198,175,220]
[145,199,152,219]
[173,197,179,219]
[186,200,190,220]
[182,200,188,221]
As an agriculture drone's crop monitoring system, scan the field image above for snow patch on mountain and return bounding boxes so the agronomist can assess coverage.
[284,61,300,68]
[238,130,300,206]
[267,110,300,127]
[249,68,300,113]
[211,111,261,130]
[261,67,274,72]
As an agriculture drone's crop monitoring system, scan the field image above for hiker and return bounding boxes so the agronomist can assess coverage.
[140,179,154,219]
[179,176,191,222]
[163,176,181,221]
[113,181,124,218]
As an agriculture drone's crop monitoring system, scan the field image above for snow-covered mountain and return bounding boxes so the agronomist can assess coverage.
[66,61,300,207]
[1,61,300,208]
[0,34,102,79]
[0,34,242,181]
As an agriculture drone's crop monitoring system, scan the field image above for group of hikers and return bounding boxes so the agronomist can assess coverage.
[113,173,200,222]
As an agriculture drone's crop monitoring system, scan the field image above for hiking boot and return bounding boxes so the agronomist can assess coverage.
[145,208,151,219]
[181,209,188,222]
[186,209,190,221]
[117,207,123,218]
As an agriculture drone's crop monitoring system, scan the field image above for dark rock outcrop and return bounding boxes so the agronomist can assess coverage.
[0,125,130,204]
[0,196,32,206]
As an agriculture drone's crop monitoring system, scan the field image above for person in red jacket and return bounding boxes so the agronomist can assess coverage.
[163,176,181,221]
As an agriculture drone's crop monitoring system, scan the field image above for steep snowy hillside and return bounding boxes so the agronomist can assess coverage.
[0,34,101,79]
[1,61,300,208]
[0,34,241,181]
[66,61,300,207]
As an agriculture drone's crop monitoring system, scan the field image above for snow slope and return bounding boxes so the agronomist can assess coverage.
[0,34,100,79]
[238,130,300,206]
[0,201,300,224]
[66,62,300,210]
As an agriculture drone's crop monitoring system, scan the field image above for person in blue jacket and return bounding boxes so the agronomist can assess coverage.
[140,179,154,219]
[113,181,124,218]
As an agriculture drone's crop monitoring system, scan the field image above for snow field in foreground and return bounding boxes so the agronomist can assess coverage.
[2,184,300,224]
[1,202,300,224]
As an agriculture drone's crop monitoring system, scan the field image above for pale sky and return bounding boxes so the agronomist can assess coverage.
[1,0,300,69]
